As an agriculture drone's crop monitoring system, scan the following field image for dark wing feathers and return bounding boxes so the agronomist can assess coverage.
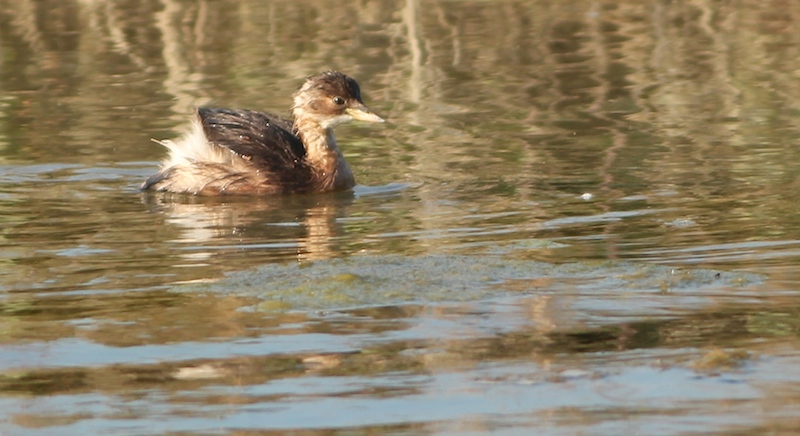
[144,108,320,194]
[197,108,316,192]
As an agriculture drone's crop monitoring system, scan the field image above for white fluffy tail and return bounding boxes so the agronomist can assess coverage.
[157,119,233,167]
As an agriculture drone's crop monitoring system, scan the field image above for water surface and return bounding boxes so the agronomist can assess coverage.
[2,0,800,434]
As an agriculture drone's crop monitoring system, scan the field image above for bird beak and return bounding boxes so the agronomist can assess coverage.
[346,104,385,123]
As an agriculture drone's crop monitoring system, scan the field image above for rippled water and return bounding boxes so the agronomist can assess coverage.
[3,0,800,434]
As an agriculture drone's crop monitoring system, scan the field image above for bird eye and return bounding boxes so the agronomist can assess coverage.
[332,96,345,105]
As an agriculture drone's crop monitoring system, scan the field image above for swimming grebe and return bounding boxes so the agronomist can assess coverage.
[142,71,384,195]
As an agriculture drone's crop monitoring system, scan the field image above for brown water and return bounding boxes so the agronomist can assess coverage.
[3,0,800,434]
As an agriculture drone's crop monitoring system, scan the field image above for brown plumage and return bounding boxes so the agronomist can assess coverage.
[142,71,384,195]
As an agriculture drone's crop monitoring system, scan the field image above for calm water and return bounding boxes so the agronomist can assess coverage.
[3,0,800,434]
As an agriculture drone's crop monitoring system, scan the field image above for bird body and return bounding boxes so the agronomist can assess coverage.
[142,71,383,195]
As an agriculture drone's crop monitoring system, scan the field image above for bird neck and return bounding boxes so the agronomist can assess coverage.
[294,119,354,191]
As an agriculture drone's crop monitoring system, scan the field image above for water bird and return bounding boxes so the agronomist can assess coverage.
[142,71,384,195]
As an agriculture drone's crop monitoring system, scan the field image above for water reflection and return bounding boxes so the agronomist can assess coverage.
[142,190,357,262]
[4,290,797,434]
